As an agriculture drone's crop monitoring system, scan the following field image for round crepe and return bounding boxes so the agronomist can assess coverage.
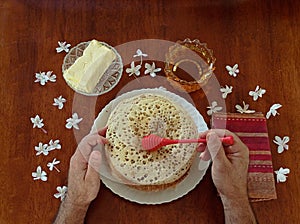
[105,93,198,190]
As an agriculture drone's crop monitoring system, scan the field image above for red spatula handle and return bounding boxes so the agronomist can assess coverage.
[161,136,234,146]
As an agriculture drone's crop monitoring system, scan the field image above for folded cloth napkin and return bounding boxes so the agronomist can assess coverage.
[211,112,277,202]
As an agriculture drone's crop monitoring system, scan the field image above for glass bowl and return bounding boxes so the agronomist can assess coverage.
[164,38,216,93]
[62,41,123,96]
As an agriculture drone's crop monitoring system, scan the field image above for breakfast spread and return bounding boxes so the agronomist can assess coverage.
[63,39,116,93]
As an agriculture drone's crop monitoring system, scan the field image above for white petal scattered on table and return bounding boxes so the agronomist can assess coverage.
[35,142,49,156]
[249,85,266,101]
[47,139,61,151]
[32,166,47,181]
[47,158,61,172]
[56,41,71,53]
[54,186,68,201]
[65,113,83,130]
[30,115,47,133]
[220,85,233,99]
[34,72,49,85]
[273,136,290,154]
[133,49,148,64]
[30,115,44,128]
[34,71,56,85]
[144,62,161,77]
[235,101,256,114]
[53,95,66,109]
[274,167,290,183]
[46,71,56,82]
[226,64,239,77]
[133,49,148,58]
[126,61,142,76]
[266,103,282,119]
[207,101,223,116]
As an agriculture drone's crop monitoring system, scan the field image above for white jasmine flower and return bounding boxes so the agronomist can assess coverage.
[47,158,61,172]
[34,72,49,85]
[35,142,49,156]
[207,101,223,116]
[32,166,47,181]
[144,62,161,77]
[249,85,266,101]
[34,71,56,85]
[30,115,47,133]
[31,115,44,128]
[35,72,48,85]
[56,41,71,53]
[53,95,66,109]
[133,49,148,58]
[65,113,83,130]
[274,167,290,183]
[54,186,68,201]
[266,103,282,119]
[45,71,56,82]
[47,139,61,151]
[235,101,255,114]
[273,136,289,154]
[220,85,233,99]
[126,61,141,76]
[133,49,148,64]
[226,64,239,77]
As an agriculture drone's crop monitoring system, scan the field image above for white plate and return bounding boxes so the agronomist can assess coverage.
[62,41,123,96]
[91,88,209,204]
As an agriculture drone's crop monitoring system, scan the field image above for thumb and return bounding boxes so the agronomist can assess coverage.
[86,151,102,183]
[206,132,227,163]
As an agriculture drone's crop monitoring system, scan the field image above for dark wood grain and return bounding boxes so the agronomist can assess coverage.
[1,0,299,223]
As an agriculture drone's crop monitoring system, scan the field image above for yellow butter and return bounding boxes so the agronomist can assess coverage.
[63,40,116,93]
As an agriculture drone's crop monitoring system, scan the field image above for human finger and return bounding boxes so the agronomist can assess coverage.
[196,143,206,152]
[85,150,102,183]
[213,129,250,157]
[196,130,209,152]
[199,149,211,161]
[198,130,209,139]
[75,134,107,164]
[206,131,227,163]
[210,129,242,145]
[98,126,108,137]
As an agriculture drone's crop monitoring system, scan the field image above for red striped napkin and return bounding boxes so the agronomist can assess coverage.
[211,113,277,202]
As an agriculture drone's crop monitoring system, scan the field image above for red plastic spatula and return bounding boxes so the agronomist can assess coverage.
[141,134,234,151]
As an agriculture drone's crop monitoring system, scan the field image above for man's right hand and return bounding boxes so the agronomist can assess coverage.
[198,129,249,200]
[198,129,256,224]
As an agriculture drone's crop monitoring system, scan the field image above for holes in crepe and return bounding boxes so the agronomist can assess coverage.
[105,94,198,185]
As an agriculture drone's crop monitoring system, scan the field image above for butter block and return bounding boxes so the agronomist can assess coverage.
[64,40,116,93]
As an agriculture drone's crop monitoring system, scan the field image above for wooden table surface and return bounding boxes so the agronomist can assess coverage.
[1,0,299,223]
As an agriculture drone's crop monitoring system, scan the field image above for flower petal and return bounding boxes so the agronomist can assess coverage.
[54,193,61,198]
[282,136,290,144]
[32,172,37,178]
[65,122,73,129]
[277,145,284,153]
[41,176,48,182]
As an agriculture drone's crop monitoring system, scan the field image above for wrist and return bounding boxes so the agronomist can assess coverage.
[220,194,250,210]
[53,196,91,224]
[218,186,248,204]
[220,193,257,224]
[63,196,90,212]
